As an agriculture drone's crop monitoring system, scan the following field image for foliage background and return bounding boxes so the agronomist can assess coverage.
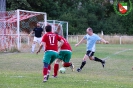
[6,0,133,35]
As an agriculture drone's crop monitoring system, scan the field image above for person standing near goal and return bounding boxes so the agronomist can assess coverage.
[29,22,44,53]
[75,27,109,72]
[36,25,64,82]
[53,32,74,77]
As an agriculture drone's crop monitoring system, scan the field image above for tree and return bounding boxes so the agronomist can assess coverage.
[6,0,133,35]
[6,0,32,10]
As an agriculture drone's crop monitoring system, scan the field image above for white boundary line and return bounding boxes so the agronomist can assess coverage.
[10,76,40,78]
[104,49,133,60]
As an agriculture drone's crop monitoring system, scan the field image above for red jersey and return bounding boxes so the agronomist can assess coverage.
[60,36,72,51]
[42,32,61,52]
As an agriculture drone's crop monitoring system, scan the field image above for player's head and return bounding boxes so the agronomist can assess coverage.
[45,25,52,32]
[37,22,40,27]
[86,27,93,35]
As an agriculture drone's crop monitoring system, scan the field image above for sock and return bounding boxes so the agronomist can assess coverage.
[80,61,86,69]
[32,43,35,52]
[47,65,51,75]
[43,68,48,78]
[94,57,103,63]
[54,64,59,77]
[63,62,71,67]
[43,62,49,78]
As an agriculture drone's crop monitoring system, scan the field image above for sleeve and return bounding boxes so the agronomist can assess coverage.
[96,35,101,41]
[83,35,87,40]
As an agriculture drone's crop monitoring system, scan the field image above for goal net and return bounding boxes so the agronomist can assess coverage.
[47,20,68,40]
[0,9,47,51]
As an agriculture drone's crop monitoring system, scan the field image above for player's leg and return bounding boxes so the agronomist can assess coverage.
[46,65,51,80]
[77,54,88,72]
[95,56,105,67]
[54,51,64,77]
[62,51,74,71]
[38,37,42,43]
[31,37,37,53]
[89,53,105,68]
[43,62,49,82]
[49,51,59,78]
[62,51,71,67]
[42,51,51,82]
[53,59,61,77]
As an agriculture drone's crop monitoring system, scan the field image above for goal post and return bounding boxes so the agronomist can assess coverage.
[0,9,47,51]
[17,9,20,50]
[16,9,47,50]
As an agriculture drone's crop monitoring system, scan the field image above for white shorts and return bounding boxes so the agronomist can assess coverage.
[33,37,42,43]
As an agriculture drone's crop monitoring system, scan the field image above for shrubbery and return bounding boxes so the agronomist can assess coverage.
[6,0,133,35]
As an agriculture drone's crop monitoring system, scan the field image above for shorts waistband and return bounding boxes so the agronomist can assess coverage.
[34,36,42,38]
[45,50,58,53]
[60,50,72,52]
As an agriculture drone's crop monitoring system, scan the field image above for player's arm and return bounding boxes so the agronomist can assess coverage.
[42,31,45,35]
[100,38,109,44]
[29,31,34,37]
[41,28,45,36]
[36,42,45,54]
[58,39,64,49]
[75,37,84,47]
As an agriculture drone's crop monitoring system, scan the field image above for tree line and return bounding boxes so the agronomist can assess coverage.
[6,0,133,35]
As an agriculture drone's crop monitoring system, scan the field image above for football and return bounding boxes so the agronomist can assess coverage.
[59,67,66,73]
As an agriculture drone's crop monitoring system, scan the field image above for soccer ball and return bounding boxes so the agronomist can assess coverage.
[59,67,66,73]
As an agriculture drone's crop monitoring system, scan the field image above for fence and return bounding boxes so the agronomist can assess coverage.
[0,34,133,52]
[68,35,133,44]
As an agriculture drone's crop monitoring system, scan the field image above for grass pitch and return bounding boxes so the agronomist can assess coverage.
[0,44,133,88]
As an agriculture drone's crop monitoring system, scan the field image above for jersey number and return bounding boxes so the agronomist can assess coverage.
[49,35,55,45]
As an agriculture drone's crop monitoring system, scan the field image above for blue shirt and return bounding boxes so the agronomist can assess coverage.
[83,33,101,52]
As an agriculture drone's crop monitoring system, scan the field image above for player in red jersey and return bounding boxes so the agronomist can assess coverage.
[53,32,74,77]
[36,25,64,82]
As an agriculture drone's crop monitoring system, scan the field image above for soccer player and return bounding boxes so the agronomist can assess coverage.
[75,27,109,72]
[53,33,74,77]
[29,22,44,53]
[36,25,64,82]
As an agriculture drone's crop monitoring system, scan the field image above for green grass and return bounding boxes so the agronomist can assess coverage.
[0,44,133,88]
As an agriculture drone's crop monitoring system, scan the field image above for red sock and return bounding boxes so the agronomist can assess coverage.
[54,64,59,76]
[48,65,51,70]
[43,68,48,77]
[47,65,51,75]
[63,62,71,67]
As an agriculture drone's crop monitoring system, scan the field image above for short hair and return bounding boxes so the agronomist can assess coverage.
[87,27,93,32]
[45,25,52,32]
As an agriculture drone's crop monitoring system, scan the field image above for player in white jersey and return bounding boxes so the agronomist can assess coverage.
[75,27,109,72]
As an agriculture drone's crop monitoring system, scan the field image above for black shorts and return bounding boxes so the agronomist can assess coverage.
[86,51,95,57]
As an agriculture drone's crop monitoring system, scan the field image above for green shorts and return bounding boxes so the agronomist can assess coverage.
[58,51,72,62]
[43,51,58,64]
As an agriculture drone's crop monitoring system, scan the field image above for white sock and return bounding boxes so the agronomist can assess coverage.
[48,70,51,75]
[32,44,36,52]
